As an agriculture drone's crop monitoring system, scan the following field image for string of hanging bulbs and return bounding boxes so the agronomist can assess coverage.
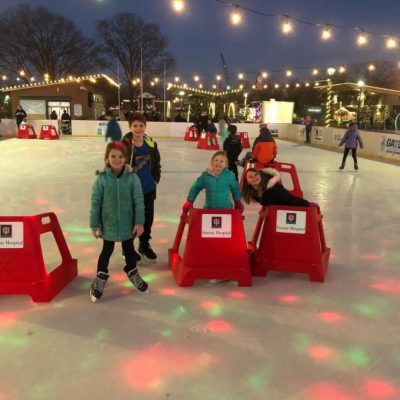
[170,0,400,49]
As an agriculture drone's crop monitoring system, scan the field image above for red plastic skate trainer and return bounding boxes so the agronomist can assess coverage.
[249,205,330,282]
[169,208,252,286]
[17,123,37,139]
[184,126,199,142]
[197,131,220,150]
[0,213,77,302]
[238,131,250,149]
[39,125,59,140]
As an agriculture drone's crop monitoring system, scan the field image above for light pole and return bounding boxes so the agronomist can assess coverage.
[357,80,365,127]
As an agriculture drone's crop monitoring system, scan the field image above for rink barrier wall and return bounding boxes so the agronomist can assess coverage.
[1,119,399,163]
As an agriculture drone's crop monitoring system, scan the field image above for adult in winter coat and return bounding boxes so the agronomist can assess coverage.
[104,110,122,142]
[14,105,27,127]
[338,122,364,170]
[223,124,242,180]
[252,125,277,164]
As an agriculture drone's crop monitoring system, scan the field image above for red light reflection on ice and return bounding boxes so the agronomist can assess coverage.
[363,379,396,398]
[111,273,126,283]
[81,247,96,254]
[159,288,177,296]
[308,346,333,360]
[80,267,95,276]
[307,382,355,400]
[35,198,49,205]
[229,291,246,299]
[360,253,380,261]
[320,311,345,323]
[371,281,400,294]
[158,239,169,244]
[50,208,65,215]
[123,343,212,391]
[0,312,18,327]
[201,300,218,310]
[279,295,300,304]
[206,320,233,332]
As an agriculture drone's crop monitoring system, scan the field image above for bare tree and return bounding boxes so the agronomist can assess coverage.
[96,13,175,110]
[0,4,103,81]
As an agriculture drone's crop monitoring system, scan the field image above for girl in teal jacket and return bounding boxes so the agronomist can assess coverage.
[89,142,148,302]
[182,151,244,212]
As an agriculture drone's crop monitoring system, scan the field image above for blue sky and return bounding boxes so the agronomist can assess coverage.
[1,0,400,82]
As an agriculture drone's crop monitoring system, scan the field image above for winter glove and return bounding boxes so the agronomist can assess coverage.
[234,200,244,214]
[182,200,193,213]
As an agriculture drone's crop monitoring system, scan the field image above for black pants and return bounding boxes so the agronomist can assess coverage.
[140,190,156,245]
[341,147,357,165]
[305,127,312,143]
[228,160,239,180]
[97,239,137,275]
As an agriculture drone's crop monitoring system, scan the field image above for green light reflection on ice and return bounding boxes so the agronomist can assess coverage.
[292,333,311,354]
[158,216,180,225]
[173,305,187,318]
[69,235,93,243]
[52,301,64,309]
[346,346,369,367]
[80,353,101,369]
[352,298,386,317]
[247,371,268,392]
[142,273,157,282]
[63,224,89,233]
[0,334,29,347]
[31,382,54,399]
[95,328,109,341]
[161,328,173,338]
[208,305,223,317]
[81,281,92,289]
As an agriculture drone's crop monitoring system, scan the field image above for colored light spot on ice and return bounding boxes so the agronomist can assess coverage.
[363,379,396,398]
[142,273,157,282]
[319,311,345,323]
[307,382,355,400]
[201,301,223,316]
[360,253,380,261]
[346,347,369,367]
[206,320,232,332]
[35,198,49,205]
[279,295,300,304]
[111,273,126,283]
[229,291,246,299]
[0,312,18,327]
[159,288,177,296]
[308,346,334,360]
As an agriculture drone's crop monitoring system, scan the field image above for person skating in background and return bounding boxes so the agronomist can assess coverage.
[89,142,148,302]
[304,116,313,144]
[238,123,277,167]
[217,119,229,145]
[182,150,244,213]
[223,124,242,180]
[338,122,364,170]
[50,110,58,120]
[206,118,218,146]
[122,112,161,262]
[14,105,27,127]
[104,110,122,143]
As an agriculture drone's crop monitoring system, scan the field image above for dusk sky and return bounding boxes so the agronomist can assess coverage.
[1,0,400,83]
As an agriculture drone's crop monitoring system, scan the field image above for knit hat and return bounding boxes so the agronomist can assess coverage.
[259,123,268,129]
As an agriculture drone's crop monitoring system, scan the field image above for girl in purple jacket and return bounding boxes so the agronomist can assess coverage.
[338,122,363,170]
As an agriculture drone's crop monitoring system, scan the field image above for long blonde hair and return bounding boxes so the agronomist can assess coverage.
[209,150,228,169]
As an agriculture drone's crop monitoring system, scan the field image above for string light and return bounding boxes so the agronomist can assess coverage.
[281,16,293,34]
[174,76,180,82]
[261,72,268,78]
[386,37,397,49]
[193,75,199,82]
[312,68,319,76]
[338,66,346,73]
[321,26,332,40]
[274,83,279,88]
[327,67,336,75]
[357,33,368,46]
[216,74,221,81]
[286,70,292,77]
[238,73,244,79]
[263,84,268,89]
[230,7,242,25]
[172,0,185,13]
[368,64,376,71]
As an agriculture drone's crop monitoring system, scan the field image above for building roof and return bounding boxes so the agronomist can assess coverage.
[0,74,119,92]
[315,82,400,96]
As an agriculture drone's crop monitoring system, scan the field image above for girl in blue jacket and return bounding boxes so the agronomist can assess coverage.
[182,151,243,212]
[89,142,148,302]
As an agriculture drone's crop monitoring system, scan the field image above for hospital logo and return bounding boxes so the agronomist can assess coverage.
[211,217,222,229]
[0,225,12,238]
[286,213,297,224]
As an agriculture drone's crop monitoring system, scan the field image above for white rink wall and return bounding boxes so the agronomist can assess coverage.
[1,119,399,162]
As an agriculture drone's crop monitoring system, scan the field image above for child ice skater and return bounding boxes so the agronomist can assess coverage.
[182,151,243,212]
[338,122,363,170]
[89,142,148,302]
[242,167,316,208]
[122,112,161,262]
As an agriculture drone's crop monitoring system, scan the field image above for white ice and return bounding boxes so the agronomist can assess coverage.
[0,136,400,400]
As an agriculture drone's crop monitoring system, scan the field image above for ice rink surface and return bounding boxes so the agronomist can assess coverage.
[1,136,400,400]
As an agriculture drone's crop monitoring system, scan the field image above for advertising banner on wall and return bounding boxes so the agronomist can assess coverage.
[97,121,108,136]
[314,128,323,142]
[379,134,400,158]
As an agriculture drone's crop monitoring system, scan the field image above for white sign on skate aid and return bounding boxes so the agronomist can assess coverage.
[0,222,24,248]
[201,214,232,238]
[276,211,306,234]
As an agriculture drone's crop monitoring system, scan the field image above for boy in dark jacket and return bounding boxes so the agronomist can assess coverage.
[105,110,122,142]
[122,112,161,261]
[223,124,242,180]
